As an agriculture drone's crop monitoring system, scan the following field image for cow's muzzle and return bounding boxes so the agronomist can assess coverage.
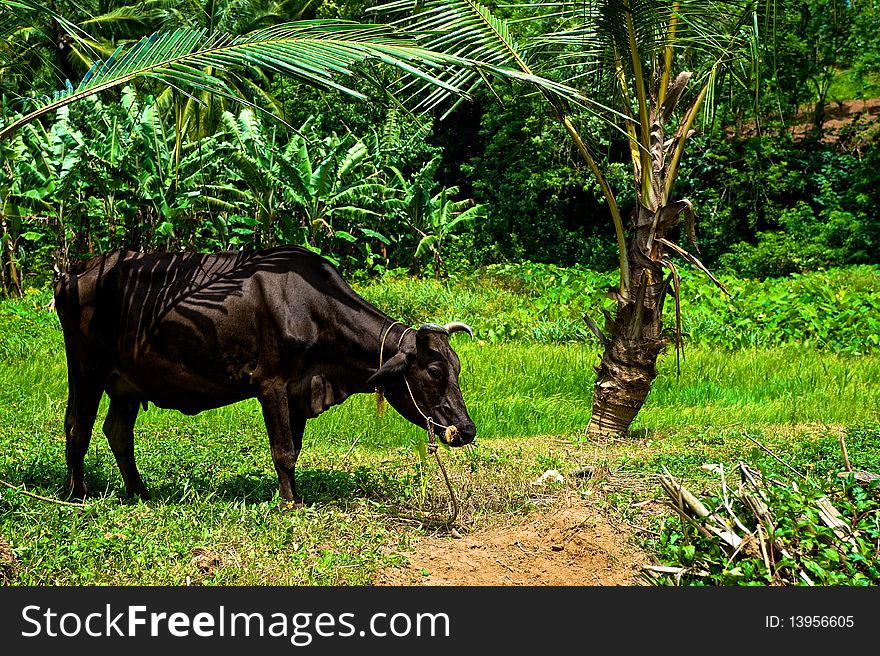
[440,422,476,447]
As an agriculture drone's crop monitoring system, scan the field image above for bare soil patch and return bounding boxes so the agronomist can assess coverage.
[733,98,880,152]
[791,98,879,148]
[374,493,650,586]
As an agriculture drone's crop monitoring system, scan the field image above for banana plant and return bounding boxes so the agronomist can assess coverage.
[387,157,484,279]
[1,85,248,269]
[0,103,86,282]
[70,87,250,251]
[219,107,289,246]
[279,126,396,255]
[413,187,484,280]
[219,107,398,264]
[0,128,39,295]
[124,90,251,249]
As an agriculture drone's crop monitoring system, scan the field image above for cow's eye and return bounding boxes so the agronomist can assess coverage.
[428,365,445,380]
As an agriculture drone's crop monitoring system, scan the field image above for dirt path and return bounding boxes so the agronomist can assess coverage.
[373,493,650,586]
[731,97,879,149]
[792,97,880,144]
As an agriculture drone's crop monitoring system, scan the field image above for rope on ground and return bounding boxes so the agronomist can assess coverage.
[0,478,86,507]
[390,418,460,530]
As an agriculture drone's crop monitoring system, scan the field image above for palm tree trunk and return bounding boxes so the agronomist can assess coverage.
[587,203,673,437]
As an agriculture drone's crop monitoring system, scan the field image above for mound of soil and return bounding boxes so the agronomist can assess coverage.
[374,494,649,586]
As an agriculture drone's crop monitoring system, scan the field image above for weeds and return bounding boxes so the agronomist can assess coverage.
[649,465,880,586]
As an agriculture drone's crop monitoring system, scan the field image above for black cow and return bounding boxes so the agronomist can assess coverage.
[53,246,476,505]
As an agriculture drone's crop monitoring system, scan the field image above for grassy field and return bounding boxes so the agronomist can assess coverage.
[1,314,879,584]
[1,265,879,585]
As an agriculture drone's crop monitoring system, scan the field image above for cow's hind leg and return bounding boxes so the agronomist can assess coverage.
[64,377,103,499]
[258,385,305,508]
[103,398,149,500]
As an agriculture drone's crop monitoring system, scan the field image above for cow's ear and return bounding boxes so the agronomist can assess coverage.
[366,350,411,388]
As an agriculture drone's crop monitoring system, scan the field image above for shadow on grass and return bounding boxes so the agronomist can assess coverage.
[4,452,407,507]
[2,465,118,504]
[5,461,71,499]
[118,467,401,506]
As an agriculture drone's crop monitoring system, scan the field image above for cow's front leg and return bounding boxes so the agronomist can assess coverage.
[103,397,149,500]
[258,384,305,508]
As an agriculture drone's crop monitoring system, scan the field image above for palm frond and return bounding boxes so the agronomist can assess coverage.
[372,0,600,116]
[0,19,478,143]
[531,0,757,95]
[80,6,150,30]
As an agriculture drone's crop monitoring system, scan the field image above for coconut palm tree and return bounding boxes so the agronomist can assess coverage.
[376,0,758,437]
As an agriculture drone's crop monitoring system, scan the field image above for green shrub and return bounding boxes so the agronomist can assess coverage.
[678,266,880,353]
[353,263,880,353]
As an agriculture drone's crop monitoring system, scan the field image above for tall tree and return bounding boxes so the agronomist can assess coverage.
[377,0,759,437]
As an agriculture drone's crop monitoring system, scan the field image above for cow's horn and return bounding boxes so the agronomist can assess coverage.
[417,323,449,335]
[443,322,474,339]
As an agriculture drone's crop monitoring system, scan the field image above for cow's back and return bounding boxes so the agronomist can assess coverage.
[54,247,358,411]
[54,247,332,339]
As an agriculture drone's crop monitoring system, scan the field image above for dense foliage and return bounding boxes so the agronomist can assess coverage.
[0,0,877,296]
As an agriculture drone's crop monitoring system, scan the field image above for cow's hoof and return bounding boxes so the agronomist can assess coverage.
[67,482,88,500]
[127,488,150,502]
[278,499,305,512]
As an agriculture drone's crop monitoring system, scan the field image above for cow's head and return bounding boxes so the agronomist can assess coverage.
[367,322,476,446]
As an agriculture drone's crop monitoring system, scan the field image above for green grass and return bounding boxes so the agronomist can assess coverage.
[1,272,879,586]
[2,322,879,584]
[827,68,880,104]
[634,347,880,429]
